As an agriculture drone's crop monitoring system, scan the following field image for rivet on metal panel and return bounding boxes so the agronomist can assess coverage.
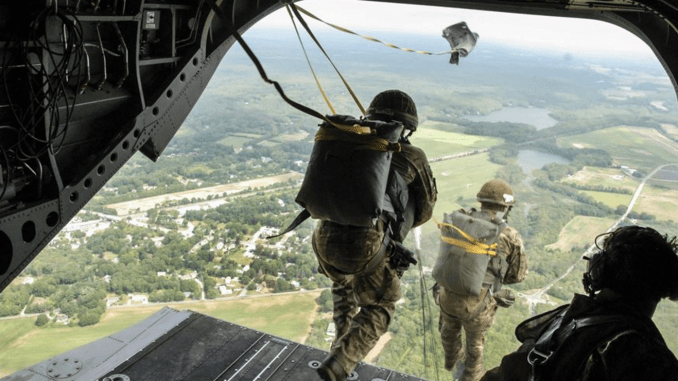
[308,360,321,369]
[347,371,359,380]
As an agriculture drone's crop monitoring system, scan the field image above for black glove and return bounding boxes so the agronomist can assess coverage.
[389,241,417,272]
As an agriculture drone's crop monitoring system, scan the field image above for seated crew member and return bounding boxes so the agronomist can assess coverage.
[481,225,678,381]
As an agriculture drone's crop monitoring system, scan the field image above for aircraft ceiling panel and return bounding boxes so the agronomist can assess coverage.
[1,307,427,381]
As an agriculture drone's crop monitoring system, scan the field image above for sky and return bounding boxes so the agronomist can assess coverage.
[253,0,656,58]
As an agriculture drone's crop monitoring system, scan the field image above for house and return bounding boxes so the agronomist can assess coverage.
[129,294,148,304]
[326,322,336,336]
[106,297,120,307]
[219,286,233,295]
[55,314,69,325]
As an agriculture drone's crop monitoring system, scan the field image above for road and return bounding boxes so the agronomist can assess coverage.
[518,163,678,315]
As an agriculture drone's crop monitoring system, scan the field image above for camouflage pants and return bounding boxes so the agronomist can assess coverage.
[436,286,497,381]
[313,221,402,376]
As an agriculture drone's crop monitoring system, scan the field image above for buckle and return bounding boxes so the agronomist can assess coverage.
[527,348,552,366]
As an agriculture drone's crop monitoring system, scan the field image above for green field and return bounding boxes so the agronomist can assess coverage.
[217,135,255,149]
[634,185,678,221]
[581,190,632,209]
[422,153,503,235]
[413,122,503,160]
[561,166,639,192]
[545,215,616,253]
[0,293,319,378]
[558,126,678,170]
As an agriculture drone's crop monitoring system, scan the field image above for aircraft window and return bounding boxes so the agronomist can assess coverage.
[1,1,677,379]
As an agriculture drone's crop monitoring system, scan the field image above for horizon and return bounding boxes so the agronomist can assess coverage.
[251,0,658,58]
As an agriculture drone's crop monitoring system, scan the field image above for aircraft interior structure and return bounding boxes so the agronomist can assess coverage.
[1,0,678,380]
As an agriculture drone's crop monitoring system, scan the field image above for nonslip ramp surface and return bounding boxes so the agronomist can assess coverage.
[3,307,426,381]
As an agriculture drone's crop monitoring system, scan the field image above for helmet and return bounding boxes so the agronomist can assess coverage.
[365,90,418,131]
[583,226,678,300]
[476,179,515,206]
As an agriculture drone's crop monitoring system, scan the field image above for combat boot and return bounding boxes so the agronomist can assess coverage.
[317,356,347,381]
[445,347,465,371]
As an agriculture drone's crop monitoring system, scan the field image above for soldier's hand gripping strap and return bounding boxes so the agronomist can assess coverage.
[388,241,418,272]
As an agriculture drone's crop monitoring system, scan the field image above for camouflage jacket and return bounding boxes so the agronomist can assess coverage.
[390,142,437,230]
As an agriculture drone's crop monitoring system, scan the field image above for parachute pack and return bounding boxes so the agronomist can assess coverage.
[270,114,404,238]
[432,208,506,296]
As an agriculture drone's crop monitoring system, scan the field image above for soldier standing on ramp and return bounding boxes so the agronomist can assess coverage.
[432,179,527,381]
[313,90,437,381]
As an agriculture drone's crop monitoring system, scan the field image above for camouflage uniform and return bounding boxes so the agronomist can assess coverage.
[436,218,526,381]
[313,143,436,377]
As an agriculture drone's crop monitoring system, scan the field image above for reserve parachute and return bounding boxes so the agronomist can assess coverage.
[432,208,506,296]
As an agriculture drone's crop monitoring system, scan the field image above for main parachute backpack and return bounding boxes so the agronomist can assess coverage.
[295,114,404,227]
[432,208,506,296]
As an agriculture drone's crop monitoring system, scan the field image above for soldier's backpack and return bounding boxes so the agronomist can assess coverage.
[271,114,404,238]
[432,208,506,296]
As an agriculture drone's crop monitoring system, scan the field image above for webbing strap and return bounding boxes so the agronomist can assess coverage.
[294,5,454,56]
[440,236,498,255]
[331,123,372,135]
[436,217,498,256]
[205,0,329,124]
[288,4,366,116]
[314,127,401,152]
[285,5,336,115]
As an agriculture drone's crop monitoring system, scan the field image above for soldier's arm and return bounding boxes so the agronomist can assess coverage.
[500,226,527,284]
[399,144,437,227]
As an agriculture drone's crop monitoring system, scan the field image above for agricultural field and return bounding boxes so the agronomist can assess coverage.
[0,292,320,378]
[561,166,639,193]
[414,122,502,159]
[217,135,257,149]
[545,215,616,253]
[558,126,678,170]
[107,172,303,215]
[633,185,678,221]
[426,153,503,234]
[580,190,632,209]
[660,123,678,140]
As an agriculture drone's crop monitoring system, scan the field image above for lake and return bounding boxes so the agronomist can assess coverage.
[462,107,558,130]
[518,150,570,174]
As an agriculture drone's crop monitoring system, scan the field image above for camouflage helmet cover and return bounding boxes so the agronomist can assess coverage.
[365,89,418,131]
[477,179,515,206]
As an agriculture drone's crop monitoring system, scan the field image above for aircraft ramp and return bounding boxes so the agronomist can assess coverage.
[2,307,425,381]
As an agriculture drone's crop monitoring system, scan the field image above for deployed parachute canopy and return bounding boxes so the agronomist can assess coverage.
[443,22,479,64]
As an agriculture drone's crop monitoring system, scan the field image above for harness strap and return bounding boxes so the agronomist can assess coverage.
[527,314,648,380]
[265,209,310,239]
[314,126,401,152]
[436,218,498,255]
